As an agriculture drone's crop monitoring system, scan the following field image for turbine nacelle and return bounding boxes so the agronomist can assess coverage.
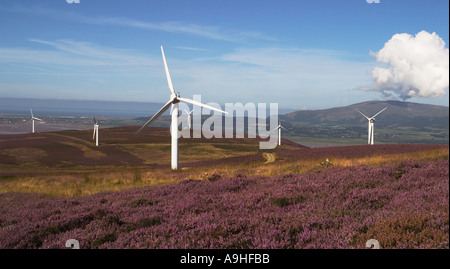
[172,95,181,104]
[171,93,181,102]
[29,108,43,122]
[272,124,287,131]
[355,107,387,122]
[355,107,387,145]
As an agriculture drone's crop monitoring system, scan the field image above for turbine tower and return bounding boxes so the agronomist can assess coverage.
[272,124,287,146]
[93,116,99,146]
[137,46,228,170]
[355,107,387,145]
[184,109,195,129]
[29,108,42,133]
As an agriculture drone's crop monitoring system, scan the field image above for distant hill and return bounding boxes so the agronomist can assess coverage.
[2,98,447,145]
[281,100,449,145]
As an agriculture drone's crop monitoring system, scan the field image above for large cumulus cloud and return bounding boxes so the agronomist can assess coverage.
[369,30,449,100]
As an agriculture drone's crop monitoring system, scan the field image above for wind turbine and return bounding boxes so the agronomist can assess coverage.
[184,109,195,129]
[137,46,228,170]
[29,108,42,133]
[272,124,287,146]
[93,116,99,146]
[355,107,387,145]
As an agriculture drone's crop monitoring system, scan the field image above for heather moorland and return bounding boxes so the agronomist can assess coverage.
[0,127,448,249]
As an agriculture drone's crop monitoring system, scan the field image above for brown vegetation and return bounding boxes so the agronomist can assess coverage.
[0,126,448,198]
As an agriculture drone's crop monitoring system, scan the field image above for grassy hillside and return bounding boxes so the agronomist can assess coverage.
[0,126,447,197]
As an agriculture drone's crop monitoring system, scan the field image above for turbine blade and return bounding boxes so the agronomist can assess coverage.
[272,126,279,131]
[161,46,175,96]
[178,97,228,114]
[281,126,288,130]
[355,108,370,120]
[93,116,97,124]
[136,99,173,134]
[30,108,33,118]
[34,117,43,121]
[371,107,387,119]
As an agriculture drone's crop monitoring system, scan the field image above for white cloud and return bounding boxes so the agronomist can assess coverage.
[369,30,449,100]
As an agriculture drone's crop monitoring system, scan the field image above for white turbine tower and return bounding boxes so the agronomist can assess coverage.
[29,108,42,133]
[137,46,228,170]
[355,107,387,145]
[272,124,287,146]
[184,109,195,129]
[93,116,99,146]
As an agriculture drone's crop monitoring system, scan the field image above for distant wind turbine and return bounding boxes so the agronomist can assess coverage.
[93,116,99,146]
[29,108,42,133]
[355,107,387,145]
[184,109,195,129]
[137,46,228,170]
[272,124,287,146]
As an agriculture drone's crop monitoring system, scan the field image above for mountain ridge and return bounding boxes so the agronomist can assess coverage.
[283,100,448,127]
[280,100,449,145]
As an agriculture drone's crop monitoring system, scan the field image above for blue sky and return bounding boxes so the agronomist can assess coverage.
[0,0,448,110]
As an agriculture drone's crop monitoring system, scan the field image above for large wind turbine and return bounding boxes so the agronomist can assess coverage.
[93,116,99,146]
[137,46,228,170]
[272,124,287,146]
[355,107,387,145]
[29,108,42,133]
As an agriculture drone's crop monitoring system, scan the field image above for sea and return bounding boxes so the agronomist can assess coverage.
[0,98,169,118]
[0,97,295,118]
